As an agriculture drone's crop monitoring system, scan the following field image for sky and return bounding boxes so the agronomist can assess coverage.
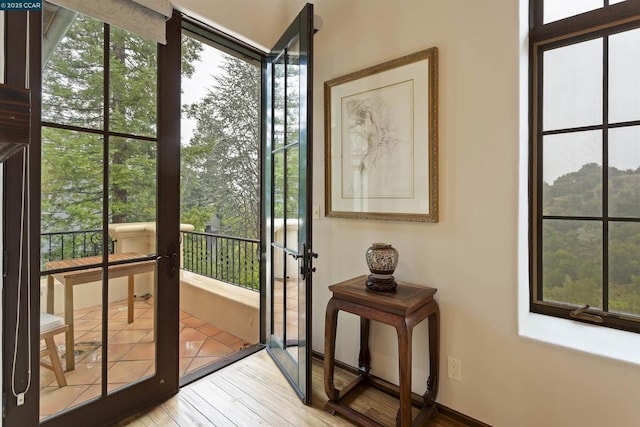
[541,0,639,184]
[180,41,227,146]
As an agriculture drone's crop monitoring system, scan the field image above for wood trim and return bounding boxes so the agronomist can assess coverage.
[311,351,490,427]
[436,404,492,427]
[531,1,640,42]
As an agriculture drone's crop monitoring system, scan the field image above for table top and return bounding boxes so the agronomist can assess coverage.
[45,252,155,282]
[329,275,437,316]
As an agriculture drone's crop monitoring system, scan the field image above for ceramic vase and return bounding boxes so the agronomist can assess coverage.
[365,243,399,292]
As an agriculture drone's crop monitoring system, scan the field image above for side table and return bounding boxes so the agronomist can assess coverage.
[324,275,439,427]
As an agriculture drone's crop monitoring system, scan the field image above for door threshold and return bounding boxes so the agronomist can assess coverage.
[179,343,266,387]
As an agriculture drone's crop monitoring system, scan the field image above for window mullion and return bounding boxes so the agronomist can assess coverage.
[534,43,544,304]
[101,21,110,399]
[602,34,609,314]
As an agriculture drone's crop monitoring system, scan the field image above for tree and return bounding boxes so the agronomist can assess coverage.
[542,163,640,316]
[41,14,202,232]
[182,55,261,238]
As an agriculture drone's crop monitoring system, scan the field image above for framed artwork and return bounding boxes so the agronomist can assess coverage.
[324,47,438,222]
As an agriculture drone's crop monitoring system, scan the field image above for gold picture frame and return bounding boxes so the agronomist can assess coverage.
[324,47,439,222]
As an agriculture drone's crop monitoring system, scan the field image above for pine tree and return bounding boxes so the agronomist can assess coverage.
[182,55,261,238]
[41,13,202,232]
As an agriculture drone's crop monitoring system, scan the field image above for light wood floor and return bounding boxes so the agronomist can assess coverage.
[118,350,466,427]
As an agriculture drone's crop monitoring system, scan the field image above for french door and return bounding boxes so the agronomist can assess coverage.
[2,9,181,427]
[263,3,316,403]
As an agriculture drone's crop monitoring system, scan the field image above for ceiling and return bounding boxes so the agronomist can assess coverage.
[42,0,307,62]
[170,0,303,51]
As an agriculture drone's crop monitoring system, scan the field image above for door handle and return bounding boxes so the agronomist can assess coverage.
[157,253,178,278]
[300,243,318,281]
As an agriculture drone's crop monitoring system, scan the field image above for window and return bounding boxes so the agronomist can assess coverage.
[531,0,640,333]
[41,3,159,241]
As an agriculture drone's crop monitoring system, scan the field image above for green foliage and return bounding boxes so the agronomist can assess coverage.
[542,163,640,316]
[41,128,104,230]
[41,16,262,291]
[41,14,202,232]
[181,54,261,238]
[42,14,104,128]
[109,27,158,137]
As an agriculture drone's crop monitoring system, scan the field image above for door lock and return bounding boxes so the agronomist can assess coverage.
[157,253,178,278]
[300,243,318,281]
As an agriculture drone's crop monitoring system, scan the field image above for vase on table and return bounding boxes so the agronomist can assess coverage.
[365,243,399,292]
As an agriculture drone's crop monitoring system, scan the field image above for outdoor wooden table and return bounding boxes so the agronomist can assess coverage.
[324,275,440,427]
[45,252,156,371]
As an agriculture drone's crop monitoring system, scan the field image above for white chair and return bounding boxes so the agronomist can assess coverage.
[40,313,70,388]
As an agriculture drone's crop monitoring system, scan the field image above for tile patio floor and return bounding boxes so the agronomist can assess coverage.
[39,297,251,420]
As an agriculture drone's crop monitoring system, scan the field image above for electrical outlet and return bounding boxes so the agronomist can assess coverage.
[447,357,462,382]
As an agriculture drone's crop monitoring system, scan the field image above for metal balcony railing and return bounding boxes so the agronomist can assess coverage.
[41,229,115,268]
[181,231,260,291]
[41,229,260,291]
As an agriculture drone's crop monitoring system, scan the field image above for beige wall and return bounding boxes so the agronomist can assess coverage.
[173,1,640,426]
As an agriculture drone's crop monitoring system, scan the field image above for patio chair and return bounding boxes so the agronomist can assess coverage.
[40,313,70,388]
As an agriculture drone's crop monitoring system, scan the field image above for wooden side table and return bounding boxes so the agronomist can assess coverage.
[324,275,439,427]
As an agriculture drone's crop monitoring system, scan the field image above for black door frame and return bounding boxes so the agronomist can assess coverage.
[3,10,42,426]
[2,10,182,427]
[262,3,315,404]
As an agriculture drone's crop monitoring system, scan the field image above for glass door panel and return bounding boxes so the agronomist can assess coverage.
[272,247,287,348]
[264,4,314,403]
[108,29,158,138]
[40,125,107,419]
[106,137,157,393]
[37,1,175,423]
[39,264,106,418]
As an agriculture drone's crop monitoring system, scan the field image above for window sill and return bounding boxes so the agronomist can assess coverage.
[518,310,640,365]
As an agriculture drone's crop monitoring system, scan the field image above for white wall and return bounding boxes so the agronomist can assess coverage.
[173,1,640,425]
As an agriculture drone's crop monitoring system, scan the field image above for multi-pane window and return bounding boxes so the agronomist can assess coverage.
[41,3,158,241]
[531,0,640,332]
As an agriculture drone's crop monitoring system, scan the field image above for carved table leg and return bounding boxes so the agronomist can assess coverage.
[426,303,440,402]
[359,317,371,374]
[396,321,413,427]
[324,297,340,402]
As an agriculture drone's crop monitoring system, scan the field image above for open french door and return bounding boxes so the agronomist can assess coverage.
[2,9,181,427]
[263,3,316,403]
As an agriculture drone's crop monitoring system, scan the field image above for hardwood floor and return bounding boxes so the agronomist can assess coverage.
[118,350,467,426]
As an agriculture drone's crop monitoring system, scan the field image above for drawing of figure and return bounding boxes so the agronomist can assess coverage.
[341,80,414,200]
[345,94,398,174]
